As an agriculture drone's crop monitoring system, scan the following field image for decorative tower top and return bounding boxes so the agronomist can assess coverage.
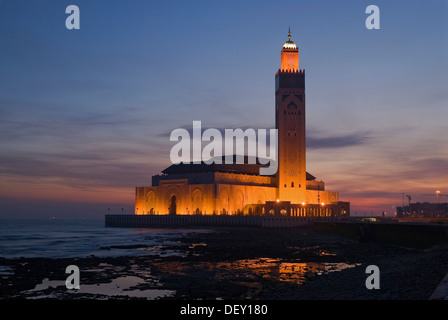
[283,27,297,50]
[281,28,299,71]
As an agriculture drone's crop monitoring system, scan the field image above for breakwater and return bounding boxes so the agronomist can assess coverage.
[105,214,342,228]
[313,221,448,249]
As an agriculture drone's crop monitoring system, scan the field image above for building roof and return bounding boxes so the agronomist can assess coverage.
[161,155,316,180]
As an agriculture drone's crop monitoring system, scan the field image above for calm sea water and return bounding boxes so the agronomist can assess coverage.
[0,218,200,259]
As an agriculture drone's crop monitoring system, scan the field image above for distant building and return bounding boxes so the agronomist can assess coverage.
[134,30,350,217]
[397,202,448,217]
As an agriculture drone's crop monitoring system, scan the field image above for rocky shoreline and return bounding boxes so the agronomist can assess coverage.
[1,224,447,300]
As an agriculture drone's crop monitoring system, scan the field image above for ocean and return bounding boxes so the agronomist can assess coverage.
[0,218,202,259]
[2,217,440,301]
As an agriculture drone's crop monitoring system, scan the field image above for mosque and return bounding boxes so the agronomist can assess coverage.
[134,30,350,217]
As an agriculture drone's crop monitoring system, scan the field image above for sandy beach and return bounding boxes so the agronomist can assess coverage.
[1,224,447,300]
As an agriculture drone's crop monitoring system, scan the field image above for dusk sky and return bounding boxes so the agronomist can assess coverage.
[1,0,447,219]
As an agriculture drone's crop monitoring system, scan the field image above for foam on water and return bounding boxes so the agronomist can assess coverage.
[0,218,205,259]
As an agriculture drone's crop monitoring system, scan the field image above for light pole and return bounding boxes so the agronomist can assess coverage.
[436,190,441,216]
[317,185,320,205]
[401,193,405,216]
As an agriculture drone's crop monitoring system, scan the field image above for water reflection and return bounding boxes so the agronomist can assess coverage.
[153,257,359,287]
[221,258,359,285]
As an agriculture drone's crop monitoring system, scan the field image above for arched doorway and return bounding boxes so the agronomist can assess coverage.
[169,195,177,215]
[219,188,230,214]
[191,188,203,215]
[146,190,157,215]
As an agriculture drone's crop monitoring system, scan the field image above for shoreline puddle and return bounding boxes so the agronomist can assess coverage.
[23,263,175,300]
[24,276,175,299]
[219,258,360,285]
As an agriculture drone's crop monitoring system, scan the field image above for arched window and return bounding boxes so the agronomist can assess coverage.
[287,101,298,110]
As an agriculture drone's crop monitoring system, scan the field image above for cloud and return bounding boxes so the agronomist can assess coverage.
[0,196,132,219]
[0,152,161,189]
[400,157,448,181]
[158,125,372,154]
[307,130,371,150]
[0,101,171,192]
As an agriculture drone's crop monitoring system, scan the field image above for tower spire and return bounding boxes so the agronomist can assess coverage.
[280,28,299,71]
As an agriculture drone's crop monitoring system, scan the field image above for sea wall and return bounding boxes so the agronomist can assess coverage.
[313,221,448,249]
[105,214,341,228]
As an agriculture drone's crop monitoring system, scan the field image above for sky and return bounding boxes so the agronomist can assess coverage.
[0,0,447,219]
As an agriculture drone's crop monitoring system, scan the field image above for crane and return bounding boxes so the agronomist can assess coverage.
[406,194,412,215]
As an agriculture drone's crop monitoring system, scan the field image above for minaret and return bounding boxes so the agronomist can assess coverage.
[275,29,306,203]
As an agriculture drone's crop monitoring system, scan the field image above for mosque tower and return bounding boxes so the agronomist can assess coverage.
[275,28,306,204]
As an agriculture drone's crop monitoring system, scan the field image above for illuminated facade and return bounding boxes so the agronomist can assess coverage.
[135,30,349,217]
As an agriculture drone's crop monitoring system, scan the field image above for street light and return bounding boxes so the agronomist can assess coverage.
[320,202,325,217]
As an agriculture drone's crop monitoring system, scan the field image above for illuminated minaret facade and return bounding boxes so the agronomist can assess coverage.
[131,29,350,219]
[275,29,306,203]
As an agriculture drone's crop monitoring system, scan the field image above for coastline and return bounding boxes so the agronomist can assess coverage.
[1,224,448,300]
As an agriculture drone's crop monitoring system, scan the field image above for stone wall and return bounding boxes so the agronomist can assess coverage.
[105,214,341,228]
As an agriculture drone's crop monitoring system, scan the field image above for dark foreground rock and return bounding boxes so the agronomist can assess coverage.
[1,224,447,300]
